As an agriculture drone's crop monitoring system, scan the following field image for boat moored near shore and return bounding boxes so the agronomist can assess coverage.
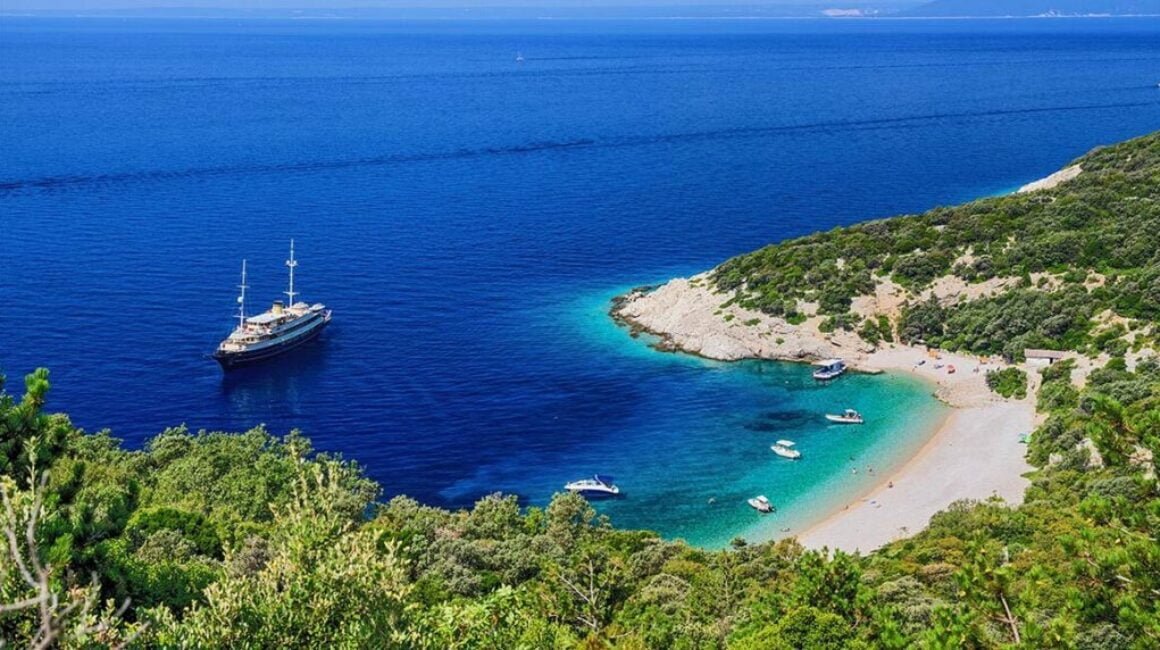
[825,409,864,424]
[813,359,847,381]
[771,440,801,460]
[748,495,774,513]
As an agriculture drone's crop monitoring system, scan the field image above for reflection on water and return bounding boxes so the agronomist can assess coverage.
[218,336,334,420]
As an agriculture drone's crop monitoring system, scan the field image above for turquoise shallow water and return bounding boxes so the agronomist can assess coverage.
[444,286,949,548]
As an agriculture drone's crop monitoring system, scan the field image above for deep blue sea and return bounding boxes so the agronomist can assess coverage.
[3,17,1160,546]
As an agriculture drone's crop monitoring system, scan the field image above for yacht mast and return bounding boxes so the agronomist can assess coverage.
[236,259,249,328]
[285,239,299,306]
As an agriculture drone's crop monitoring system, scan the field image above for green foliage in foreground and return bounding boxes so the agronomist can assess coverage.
[986,367,1028,400]
[712,132,1160,358]
[2,354,1159,648]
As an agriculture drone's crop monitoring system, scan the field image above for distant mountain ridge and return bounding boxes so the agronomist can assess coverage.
[902,0,1160,16]
[2,2,920,20]
[7,0,1160,19]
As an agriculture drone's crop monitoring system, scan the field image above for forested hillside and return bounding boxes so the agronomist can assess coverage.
[3,132,1160,648]
[714,133,1160,361]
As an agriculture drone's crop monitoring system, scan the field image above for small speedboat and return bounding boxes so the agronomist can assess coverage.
[825,409,864,424]
[813,359,847,381]
[564,475,620,498]
[748,495,774,513]
[771,440,801,459]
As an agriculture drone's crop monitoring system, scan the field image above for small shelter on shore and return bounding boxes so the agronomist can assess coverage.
[1025,349,1066,364]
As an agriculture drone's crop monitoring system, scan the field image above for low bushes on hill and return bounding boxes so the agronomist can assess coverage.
[986,367,1028,399]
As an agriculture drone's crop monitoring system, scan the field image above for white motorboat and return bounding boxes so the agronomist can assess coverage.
[813,358,847,381]
[564,475,621,498]
[747,495,774,513]
[825,409,864,424]
[771,440,801,459]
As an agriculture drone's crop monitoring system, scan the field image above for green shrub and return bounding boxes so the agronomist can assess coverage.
[857,314,895,346]
[986,367,1028,399]
[125,507,222,558]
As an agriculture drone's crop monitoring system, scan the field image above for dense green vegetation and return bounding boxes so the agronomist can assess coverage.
[713,133,1160,359]
[4,133,1160,648]
[2,352,1158,648]
[0,359,1155,648]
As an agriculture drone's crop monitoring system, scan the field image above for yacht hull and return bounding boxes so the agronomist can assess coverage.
[825,415,863,424]
[214,316,330,370]
[566,489,620,499]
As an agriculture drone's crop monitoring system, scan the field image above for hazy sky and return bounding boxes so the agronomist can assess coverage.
[8,0,893,10]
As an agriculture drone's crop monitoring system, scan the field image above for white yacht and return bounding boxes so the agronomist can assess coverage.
[813,359,847,381]
[771,440,801,459]
[825,409,864,424]
[747,495,774,513]
[564,475,620,498]
[213,240,331,370]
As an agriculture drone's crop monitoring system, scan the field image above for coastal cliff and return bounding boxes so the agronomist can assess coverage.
[613,274,843,363]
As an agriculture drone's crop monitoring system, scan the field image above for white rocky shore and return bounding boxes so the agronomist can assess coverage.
[1017,164,1082,193]
[613,271,1028,406]
[614,274,842,364]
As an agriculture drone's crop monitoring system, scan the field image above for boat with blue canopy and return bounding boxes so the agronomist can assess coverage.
[813,358,847,381]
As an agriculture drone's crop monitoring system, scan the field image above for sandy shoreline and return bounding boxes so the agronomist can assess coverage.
[795,391,1033,553]
[613,277,1038,553]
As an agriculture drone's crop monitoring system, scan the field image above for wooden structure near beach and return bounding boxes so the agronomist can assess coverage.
[1025,349,1066,364]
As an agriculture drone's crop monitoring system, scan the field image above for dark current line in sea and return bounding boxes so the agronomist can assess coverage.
[5,54,1157,95]
[3,99,1158,195]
